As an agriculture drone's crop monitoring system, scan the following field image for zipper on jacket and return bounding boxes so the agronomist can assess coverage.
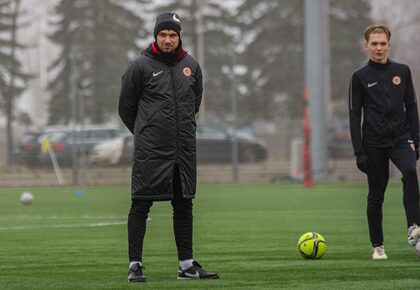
[380,71,392,111]
[381,71,394,138]
[170,66,180,163]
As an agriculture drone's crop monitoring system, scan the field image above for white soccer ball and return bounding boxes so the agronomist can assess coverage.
[20,191,33,205]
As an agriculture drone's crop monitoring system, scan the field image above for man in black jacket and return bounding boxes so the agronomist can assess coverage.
[349,24,420,260]
[119,12,218,282]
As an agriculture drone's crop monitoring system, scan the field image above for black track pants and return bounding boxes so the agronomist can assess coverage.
[128,165,193,262]
[365,143,420,247]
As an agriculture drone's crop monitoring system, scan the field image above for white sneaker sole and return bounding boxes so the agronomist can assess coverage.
[372,255,388,260]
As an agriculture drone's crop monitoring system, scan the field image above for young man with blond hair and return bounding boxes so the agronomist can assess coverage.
[349,24,420,259]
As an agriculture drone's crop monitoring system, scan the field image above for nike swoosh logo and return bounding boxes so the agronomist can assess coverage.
[153,71,163,77]
[173,14,180,23]
[184,271,199,278]
[367,82,378,88]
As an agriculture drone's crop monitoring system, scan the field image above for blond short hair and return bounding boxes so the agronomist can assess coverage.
[364,24,391,42]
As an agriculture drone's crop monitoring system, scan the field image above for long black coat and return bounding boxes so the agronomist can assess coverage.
[118,44,202,200]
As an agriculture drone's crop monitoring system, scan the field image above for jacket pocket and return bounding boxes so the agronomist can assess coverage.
[135,107,160,136]
[179,102,196,121]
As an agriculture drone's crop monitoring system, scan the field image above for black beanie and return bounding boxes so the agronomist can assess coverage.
[153,12,182,39]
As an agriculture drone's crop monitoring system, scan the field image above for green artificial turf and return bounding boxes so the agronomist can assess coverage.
[0,182,419,289]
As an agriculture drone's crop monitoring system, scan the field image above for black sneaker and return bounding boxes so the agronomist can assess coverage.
[178,261,219,280]
[128,263,146,282]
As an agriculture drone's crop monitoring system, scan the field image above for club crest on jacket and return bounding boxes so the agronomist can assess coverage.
[183,67,192,77]
[393,76,401,85]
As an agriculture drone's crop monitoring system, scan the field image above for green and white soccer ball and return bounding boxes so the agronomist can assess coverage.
[297,232,327,259]
[20,191,33,205]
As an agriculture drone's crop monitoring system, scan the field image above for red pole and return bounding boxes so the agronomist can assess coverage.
[303,87,314,187]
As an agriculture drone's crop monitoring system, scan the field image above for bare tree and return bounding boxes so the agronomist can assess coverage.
[371,0,420,93]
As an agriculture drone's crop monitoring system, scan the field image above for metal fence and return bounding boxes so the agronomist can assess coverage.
[1,0,419,187]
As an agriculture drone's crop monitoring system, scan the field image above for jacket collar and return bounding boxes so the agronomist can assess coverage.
[368,58,391,70]
[146,42,186,65]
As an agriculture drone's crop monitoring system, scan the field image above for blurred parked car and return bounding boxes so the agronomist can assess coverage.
[14,126,68,167]
[15,125,123,167]
[327,123,353,158]
[90,132,133,165]
[196,123,268,163]
[90,124,268,166]
[14,130,44,166]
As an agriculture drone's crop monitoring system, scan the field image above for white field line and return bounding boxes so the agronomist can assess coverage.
[0,214,162,231]
[0,221,127,231]
[0,215,126,220]
[0,214,169,221]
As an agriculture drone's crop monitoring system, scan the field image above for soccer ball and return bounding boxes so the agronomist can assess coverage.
[20,191,33,205]
[297,232,327,259]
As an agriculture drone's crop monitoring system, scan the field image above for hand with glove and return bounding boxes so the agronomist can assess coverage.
[410,143,419,160]
[356,153,370,174]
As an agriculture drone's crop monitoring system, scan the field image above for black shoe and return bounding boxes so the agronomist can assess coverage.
[178,261,219,280]
[128,263,146,282]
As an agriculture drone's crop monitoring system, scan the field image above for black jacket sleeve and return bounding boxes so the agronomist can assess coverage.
[194,64,203,114]
[118,61,143,134]
[404,67,420,149]
[349,73,365,156]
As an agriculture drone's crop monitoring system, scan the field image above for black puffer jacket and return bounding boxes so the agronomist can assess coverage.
[118,43,202,200]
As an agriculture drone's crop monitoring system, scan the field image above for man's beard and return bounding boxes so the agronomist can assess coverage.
[156,40,183,64]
